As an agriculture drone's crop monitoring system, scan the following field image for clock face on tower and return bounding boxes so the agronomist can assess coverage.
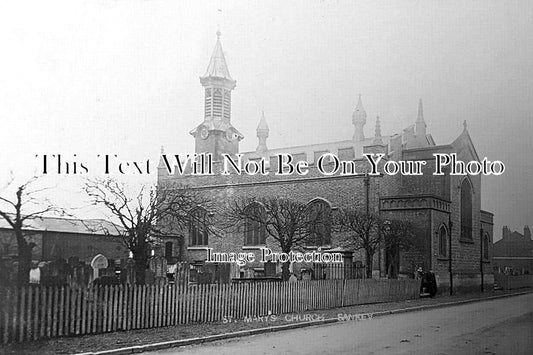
[225,129,239,141]
[199,126,209,140]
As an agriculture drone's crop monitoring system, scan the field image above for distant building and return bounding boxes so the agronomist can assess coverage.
[157,32,494,293]
[0,216,127,264]
[493,226,533,274]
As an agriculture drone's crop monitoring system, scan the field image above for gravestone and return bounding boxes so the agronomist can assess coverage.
[91,254,108,280]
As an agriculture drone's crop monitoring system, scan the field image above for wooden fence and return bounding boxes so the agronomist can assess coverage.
[0,279,419,344]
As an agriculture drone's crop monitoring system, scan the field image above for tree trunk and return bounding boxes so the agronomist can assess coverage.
[280,244,291,281]
[281,261,290,281]
[133,253,147,285]
[17,245,32,286]
[15,229,32,286]
[365,250,374,279]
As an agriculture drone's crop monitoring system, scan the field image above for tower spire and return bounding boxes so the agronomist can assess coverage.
[201,31,234,84]
[352,94,367,141]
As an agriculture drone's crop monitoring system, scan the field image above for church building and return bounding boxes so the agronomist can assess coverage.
[157,32,494,293]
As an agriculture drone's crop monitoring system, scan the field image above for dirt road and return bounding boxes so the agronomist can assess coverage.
[147,293,533,354]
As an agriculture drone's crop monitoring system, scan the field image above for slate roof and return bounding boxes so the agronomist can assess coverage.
[0,215,122,235]
[201,31,233,81]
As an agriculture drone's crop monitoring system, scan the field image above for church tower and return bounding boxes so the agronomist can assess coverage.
[190,31,244,160]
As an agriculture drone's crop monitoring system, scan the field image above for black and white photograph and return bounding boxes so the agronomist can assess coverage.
[0,1,532,354]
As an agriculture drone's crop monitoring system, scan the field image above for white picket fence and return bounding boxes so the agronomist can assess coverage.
[0,278,420,344]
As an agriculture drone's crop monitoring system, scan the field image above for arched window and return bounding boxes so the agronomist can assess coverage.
[306,199,332,246]
[483,233,489,260]
[244,202,266,246]
[438,225,447,258]
[460,179,473,240]
[189,207,208,246]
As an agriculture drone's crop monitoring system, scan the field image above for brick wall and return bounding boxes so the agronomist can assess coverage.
[41,231,128,263]
[158,131,494,292]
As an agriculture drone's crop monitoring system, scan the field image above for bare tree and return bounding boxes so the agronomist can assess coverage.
[0,176,64,286]
[379,219,418,278]
[84,178,209,284]
[335,208,381,279]
[222,196,319,280]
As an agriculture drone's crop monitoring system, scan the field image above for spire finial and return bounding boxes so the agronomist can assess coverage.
[417,99,424,123]
[373,116,383,144]
[160,145,165,154]
[256,111,269,153]
[216,30,221,39]
[352,93,367,141]
[463,120,468,131]
[257,110,269,132]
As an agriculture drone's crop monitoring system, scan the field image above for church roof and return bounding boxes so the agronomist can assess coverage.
[201,31,233,81]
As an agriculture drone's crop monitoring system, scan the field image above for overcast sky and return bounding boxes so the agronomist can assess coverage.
[0,0,532,239]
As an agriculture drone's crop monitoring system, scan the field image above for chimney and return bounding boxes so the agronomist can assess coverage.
[524,225,531,240]
[502,226,510,240]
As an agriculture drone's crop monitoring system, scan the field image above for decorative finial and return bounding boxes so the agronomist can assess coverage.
[160,145,165,154]
[463,120,467,130]
[373,116,383,144]
[256,111,269,153]
[216,30,221,39]
[417,99,424,123]
[257,110,269,132]
[352,93,366,141]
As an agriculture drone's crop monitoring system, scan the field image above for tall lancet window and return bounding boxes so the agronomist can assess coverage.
[306,199,332,246]
[243,202,266,246]
[438,225,448,258]
[189,207,209,246]
[460,179,473,240]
